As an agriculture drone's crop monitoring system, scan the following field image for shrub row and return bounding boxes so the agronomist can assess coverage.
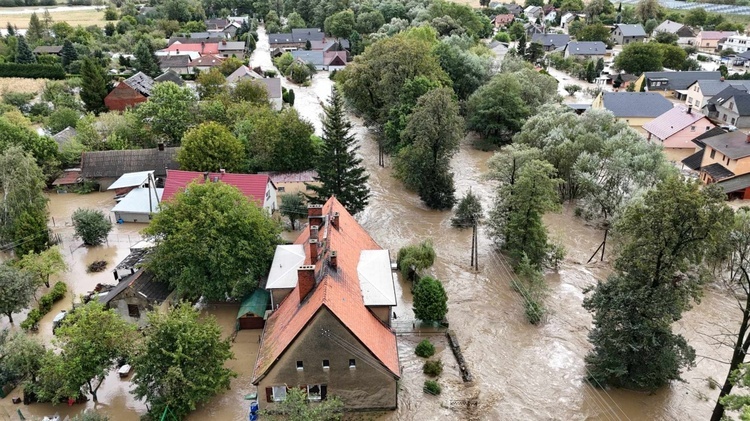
[0,63,66,80]
[20,281,67,330]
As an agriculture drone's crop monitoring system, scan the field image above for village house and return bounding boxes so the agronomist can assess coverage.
[189,55,225,73]
[262,170,320,202]
[226,65,283,110]
[633,71,721,99]
[643,105,716,161]
[107,170,155,197]
[80,145,180,190]
[493,13,514,28]
[32,45,62,56]
[702,85,750,129]
[610,24,647,45]
[51,126,76,151]
[253,198,399,411]
[111,187,163,223]
[218,40,247,59]
[531,33,569,51]
[686,128,750,193]
[158,54,195,74]
[168,34,227,45]
[158,41,220,56]
[563,41,607,60]
[524,5,543,20]
[591,92,674,134]
[696,30,738,51]
[560,12,576,30]
[162,169,278,213]
[103,72,154,111]
[685,78,750,109]
[653,20,696,46]
[290,50,347,71]
[269,28,325,50]
[310,39,350,52]
[101,268,174,326]
[723,34,750,54]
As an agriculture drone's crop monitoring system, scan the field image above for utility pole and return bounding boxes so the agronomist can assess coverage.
[472,221,478,271]
[378,140,384,167]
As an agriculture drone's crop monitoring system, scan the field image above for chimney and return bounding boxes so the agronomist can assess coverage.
[297,265,316,301]
[721,76,726,82]
[158,142,165,151]
[308,204,323,227]
[309,238,318,264]
[222,39,227,45]
[310,224,319,241]
[220,168,226,174]
[176,48,180,54]
[329,250,337,269]
[331,212,340,229]
[687,105,692,114]
[201,41,205,53]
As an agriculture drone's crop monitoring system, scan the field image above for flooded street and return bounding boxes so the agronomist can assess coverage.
[0,26,742,421]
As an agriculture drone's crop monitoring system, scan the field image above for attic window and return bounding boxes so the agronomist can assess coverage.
[296,360,303,370]
[349,359,356,369]
[322,359,330,369]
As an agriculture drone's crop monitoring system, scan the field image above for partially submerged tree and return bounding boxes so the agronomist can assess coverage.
[0,264,35,323]
[144,182,281,300]
[584,177,733,390]
[132,302,236,419]
[17,246,67,288]
[0,330,45,384]
[413,275,448,322]
[72,208,113,246]
[279,192,307,230]
[397,240,436,280]
[451,190,483,228]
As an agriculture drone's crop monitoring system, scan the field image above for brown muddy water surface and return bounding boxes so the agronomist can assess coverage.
[0,26,741,420]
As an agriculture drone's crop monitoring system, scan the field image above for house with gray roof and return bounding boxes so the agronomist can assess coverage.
[611,24,646,45]
[158,55,191,75]
[32,45,62,55]
[563,41,607,59]
[218,40,247,58]
[80,146,180,190]
[531,33,570,51]
[703,85,750,129]
[154,69,184,86]
[637,71,721,99]
[291,50,325,70]
[270,28,326,49]
[686,78,750,109]
[654,20,696,45]
[592,91,673,134]
[226,66,282,110]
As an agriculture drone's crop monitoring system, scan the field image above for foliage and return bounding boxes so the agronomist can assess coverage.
[415,339,436,358]
[394,87,463,209]
[15,36,35,64]
[178,122,245,173]
[397,240,436,275]
[79,57,109,115]
[325,9,355,39]
[383,75,441,153]
[3,91,34,108]
[0,63,65,79]
[60,40,78,71]
[614,42,664,73]
[424,380,441,395]
[133,40,161,78]
[577,23,610,45]
[584,177,733,390]
[413,275,448,322]
[196,68,227,99]
[262,386,343,421]
[217,56,243,76]
[46,107,80,134]
[451,190,483,228]
[0,263,35,323]
[144,182,281,300]
[306,88,369,215]
[231,78,269,105]
[432,36,491,100]
[36,301,137,402]
[564,84,581,96]
[20,281,66,330]
[0,146,50,256]
[17,246,67,288]
[235,107,316,173]
[131,302,236,420]
[423,359,443,377]
[279,192,307,230]
[72,208,112,246]
[135,82,197,144]
[71,411,110,421]
[653,31,678,45]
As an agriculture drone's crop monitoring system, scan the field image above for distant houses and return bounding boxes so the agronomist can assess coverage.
[591,92,674,134]
[610,24,647,45]
[633,71,722,100]
[226,66,283,111]
[531,33,569,52]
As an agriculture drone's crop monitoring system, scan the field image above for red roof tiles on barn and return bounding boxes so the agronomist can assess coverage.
[162,169,272,206]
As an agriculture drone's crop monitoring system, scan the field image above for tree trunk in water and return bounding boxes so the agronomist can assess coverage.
[710,302,750,421]
[6,312,12,323]
[44,275,50,288]
[88,379,98,402]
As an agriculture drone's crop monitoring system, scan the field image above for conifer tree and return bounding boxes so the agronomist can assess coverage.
[15,36,36,64]
[306,88,370,215]
[80,57,109,115]
[133,40,160,78]
[26,13,44,44]
[60,39,77,71]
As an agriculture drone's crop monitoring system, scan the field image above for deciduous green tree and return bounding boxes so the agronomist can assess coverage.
[635,0,662,23]
[584,177,733,390]
[178,122,245,172]
[452,190,483,228]
[131,302,236,419]
[196,68,227,99]
[324,9,355,40]
[0,330,44,384]
[306,88,369,215]
[614,41,663,73]
[0,263,35,323]
[17,246,67,288]
[135,82,197,144]
[467,73,530,145]
[413,275,448,322]
[72,208,112,246]
[144,182,281,300]
[397,240,436,275]
[231,78,270,105]
[279,192,306,230]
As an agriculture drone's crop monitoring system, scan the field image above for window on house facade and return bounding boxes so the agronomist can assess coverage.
[277,186,285,192]
[711,149,716,159]
[296,361,303,370]
[732,118,737,125]
[322,359,330,369]
[730,102,734,110]
[349,359,356,368]
[723,114,728,122]
[307,384,322,401]
[691,126,696,131]
[128,304,140,318]
[272,385,287,402]
[707,126,711,131]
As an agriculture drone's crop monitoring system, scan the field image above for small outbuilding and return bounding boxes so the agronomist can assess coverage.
[111,187,163,223]
[237,289,271,330]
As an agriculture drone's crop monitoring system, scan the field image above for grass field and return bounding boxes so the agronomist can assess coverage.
[0,8,104,29]
[0,77,48,94]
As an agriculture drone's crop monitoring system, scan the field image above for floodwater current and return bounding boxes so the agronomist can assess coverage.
[0,25,740,421]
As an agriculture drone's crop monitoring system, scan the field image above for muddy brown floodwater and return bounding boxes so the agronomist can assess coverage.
[0,26,741,421]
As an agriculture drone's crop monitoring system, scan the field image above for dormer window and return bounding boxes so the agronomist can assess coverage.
[296,360,303,370]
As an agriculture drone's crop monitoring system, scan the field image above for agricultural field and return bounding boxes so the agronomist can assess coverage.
[0,7,105,29]
[0,77,47,94]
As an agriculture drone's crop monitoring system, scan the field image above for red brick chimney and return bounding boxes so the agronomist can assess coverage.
[298,265,315,301]
[329,250,337,269]
[308,204,323,228]
[331,212,340,229]
[309,239,318,264]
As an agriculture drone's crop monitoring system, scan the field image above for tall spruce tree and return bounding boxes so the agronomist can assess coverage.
[26,13,45,44]
[15,36,35,64]
[80,58,109,115]
[60,40,78,71]
[133,40,160,78]
[306,88,370,215]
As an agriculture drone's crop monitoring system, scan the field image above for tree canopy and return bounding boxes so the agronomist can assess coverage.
[0,263,35,323]
[413,275,448,322]
[135,82,197,145]
[178,122,245,173]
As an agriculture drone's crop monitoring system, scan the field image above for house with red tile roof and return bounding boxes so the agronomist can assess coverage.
[253,197,399,411]
[163,170,277,212]
[643,105,715,162]
[158,41,220,55]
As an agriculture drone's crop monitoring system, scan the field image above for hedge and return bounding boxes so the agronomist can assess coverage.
[0,63,66,80]
[20,281,68,330]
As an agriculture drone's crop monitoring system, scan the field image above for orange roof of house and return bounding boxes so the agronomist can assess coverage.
[160,41,220,55]
[252,197,400,383]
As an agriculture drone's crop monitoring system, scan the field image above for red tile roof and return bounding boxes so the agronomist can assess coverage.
[52,169,81,186]
[252,197,400,383]
[160,41,220,55]
[643,105,715,148]
[163,170,271,206]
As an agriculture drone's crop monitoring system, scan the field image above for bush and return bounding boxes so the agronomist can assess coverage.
[423,380,441,395]
[397,240,436,275]
[20,309,41,330]
[413,276,448,322]
[3,91,35,108]
[72,208,112,246]
[0,63,66,79]
[415,339,435,358]
[423,359,443,377]
[20,282,67,330]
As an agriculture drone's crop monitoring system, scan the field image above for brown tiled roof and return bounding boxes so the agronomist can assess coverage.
[80,147,180,178]
[252,197,400,383]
